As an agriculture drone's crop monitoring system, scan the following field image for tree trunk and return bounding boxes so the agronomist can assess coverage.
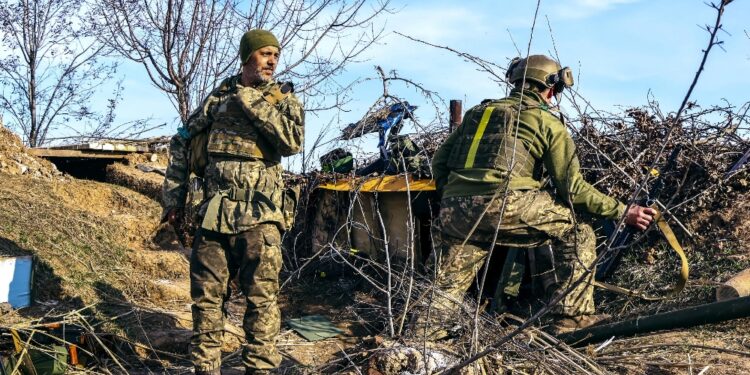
[177,85,190,125]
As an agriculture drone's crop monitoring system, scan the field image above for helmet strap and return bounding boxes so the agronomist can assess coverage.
[554,91,563,104]
[546,88,555,101]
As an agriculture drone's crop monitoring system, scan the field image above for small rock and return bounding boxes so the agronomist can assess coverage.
[0,302,13,314]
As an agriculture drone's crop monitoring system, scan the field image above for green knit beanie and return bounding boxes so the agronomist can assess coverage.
[239,29,280,64]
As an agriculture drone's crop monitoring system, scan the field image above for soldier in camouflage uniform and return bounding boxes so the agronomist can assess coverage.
[162,29,304,375]
[422,55,655,337]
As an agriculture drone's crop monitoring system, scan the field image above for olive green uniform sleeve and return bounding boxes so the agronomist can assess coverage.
[234,86,305,156]
[542,114,626,219]
[432,128,462,192]
[161,79,231,217]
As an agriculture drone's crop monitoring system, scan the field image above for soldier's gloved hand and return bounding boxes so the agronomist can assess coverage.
[262,85,288,106]
[625,205,656,231]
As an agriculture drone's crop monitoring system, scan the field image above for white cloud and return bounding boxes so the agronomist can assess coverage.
[550,0,642,19]
[576,0,640,9]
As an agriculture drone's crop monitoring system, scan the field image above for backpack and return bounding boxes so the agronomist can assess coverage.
[320,148,354,173]
[385,135,431,177]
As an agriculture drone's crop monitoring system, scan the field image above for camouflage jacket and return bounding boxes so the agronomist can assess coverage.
[162,75,305,233]
[432,89,624,220]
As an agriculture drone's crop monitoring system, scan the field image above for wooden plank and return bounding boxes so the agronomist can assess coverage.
[46,142,146,152]
[318,175,436,192]
[27,148,131,159]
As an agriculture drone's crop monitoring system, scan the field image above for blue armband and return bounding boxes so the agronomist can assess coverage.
[177,126,191,140]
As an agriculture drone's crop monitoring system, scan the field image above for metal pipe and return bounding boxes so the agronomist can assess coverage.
[449,100,462,132]
[558,296,750,346]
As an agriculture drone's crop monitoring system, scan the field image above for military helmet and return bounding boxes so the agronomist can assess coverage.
[506,55,574,93]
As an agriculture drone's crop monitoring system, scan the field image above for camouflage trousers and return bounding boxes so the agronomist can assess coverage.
[419,190,596,337]
[190,223,282,372]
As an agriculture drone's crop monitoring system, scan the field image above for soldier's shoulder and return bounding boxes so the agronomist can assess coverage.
[214,75,242,95]
[538,106,563,124]
[287,90,302,105]
[467,99,501,113]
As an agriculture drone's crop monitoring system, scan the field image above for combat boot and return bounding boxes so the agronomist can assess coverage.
[549,313,610,335]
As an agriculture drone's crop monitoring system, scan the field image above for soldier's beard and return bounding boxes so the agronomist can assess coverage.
[256,69,273,83]
[243,66,274,85]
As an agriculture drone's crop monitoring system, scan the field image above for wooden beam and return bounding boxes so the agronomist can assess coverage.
[27,148,131,159]
[717,268,750,301]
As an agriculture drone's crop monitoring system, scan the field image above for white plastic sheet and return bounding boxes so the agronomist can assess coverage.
[0,256,33,308]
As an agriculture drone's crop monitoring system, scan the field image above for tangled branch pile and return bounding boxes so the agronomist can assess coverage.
[573,101,750,311]
[576,102,749,237]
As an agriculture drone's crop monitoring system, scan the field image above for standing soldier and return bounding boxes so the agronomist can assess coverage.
[424,54,654,337]
[162,29,304,375]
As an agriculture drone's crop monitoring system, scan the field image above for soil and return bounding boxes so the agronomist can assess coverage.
[0,125,60,178]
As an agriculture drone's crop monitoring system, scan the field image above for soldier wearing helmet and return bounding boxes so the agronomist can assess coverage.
[420,54,655,337]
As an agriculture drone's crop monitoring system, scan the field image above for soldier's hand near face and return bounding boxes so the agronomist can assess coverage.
[625,205,657,231]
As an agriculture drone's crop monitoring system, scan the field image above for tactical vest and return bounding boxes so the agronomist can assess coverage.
[446,99,540,180]
[206,96,281,163]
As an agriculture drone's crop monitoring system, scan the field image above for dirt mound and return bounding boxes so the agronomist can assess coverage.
[0,125,61,178]
[0,174,188,308]
[693,190,750,251]
[106,162,165,203]
[104,150,168,203]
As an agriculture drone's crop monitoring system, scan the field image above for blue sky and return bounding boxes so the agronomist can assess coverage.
[303,0,750,168]
[15,0,749,169]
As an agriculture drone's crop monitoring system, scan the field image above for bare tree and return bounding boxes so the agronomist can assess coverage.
[0,0,118,147]
[94,0,240,123]
[244,0,393,112]
[94,0,392,125]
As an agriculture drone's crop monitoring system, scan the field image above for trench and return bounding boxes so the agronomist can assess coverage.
[47,157,119,181]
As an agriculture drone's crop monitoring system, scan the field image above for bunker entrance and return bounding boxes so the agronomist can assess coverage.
[48,157,119,181]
